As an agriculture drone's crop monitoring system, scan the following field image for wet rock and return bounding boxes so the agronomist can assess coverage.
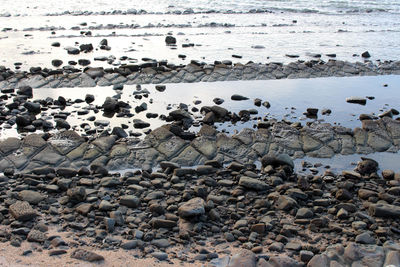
[133,119,150,129]
[355,157,378,175]
[178,197,205,218]
[65,47,80,55]
[51,59,63,67]
[361,51,371,58]
[346,97,367,105]
[155,85,166,92]
[17,86,33,97]
[165,36,177,45]
[9,201,37,221]
[213,98,224,105]
[71,249,104,262]
[79,43,93,52]
[102,97,119,112]
[231,94,249,101]
[261,153,294,170]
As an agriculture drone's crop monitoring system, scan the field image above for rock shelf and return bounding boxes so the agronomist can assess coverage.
[1,117,400,173]
[1,60,400,90]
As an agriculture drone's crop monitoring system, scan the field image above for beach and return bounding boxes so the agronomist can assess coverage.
[1,1,400,266]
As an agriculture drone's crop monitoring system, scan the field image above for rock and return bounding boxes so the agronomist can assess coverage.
[102,97,119,112]
[51,59,63,67]
[213,98,224,105]
[155,85,166,92]
[152,252,168,261]
[80,43,93,52]
[296,208,313,219]
[16,115,32,127]
[112,127,128,138]
[165,36,177,45]
[133,119,150,129]
[18,190,45,205]
[231,94,249,101]
[152,219,177,229]
[51,42,60,47]
[17,85,33,97]
[307,254,329,267]
[261,153,294,169]
[346,97,367,105]
[355,232,375,244]
[65,47,80,55]
[355,158,378,175]
[120,195,140,208]
[9,201,37,221]
[228,250,256,267]
[151,239,170,248]
[382,169,395,180]
[71,249,104,262]
[178,197,205,218]
[361,51,371,58]
[306,108,318,116]
[300,250,314,263]
[121,240,138,250]
[67,187,86,203]
[369,203,400,218]
[239,176,268,191]
[383,251,400,267]
[78,59,91,66]
[27,230,47,243]
[275,195,297,211]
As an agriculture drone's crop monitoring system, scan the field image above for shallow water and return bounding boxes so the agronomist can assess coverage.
[1,74,395,139]
[0,1,400,70]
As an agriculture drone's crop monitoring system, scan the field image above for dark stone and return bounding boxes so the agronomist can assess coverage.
[165,36,177,45]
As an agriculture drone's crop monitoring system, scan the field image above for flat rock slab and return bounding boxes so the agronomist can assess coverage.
[71,249,104,262]
[9,201,37,221]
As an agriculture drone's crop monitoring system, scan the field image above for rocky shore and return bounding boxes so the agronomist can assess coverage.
[1,59,400,89]
[0,149,399,266]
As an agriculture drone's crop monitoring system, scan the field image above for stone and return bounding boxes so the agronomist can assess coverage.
[152,219,177,229]
[178,197,205,218]
[67,187,86,203]
[27,230,47,243]
[346,97,367,105]
[9,201,37,221]
[71,249,104,262]
[275,195,297,210]
[228,250,256,267]
[383,251,400,267]
[239,176,268,191]
[307,254,329,267]
[355,232,375,244]
[296,208,313,219]
[369,203,400,218]
[231,94,249,101]
[300,250,314,263]
[261,153,294,169]
[152,252,168,261]
[165,36,176,45]
[18,190,45,205]
[120,195,140,208]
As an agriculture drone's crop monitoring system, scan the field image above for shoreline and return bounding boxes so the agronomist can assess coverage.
[1,59,400,90]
